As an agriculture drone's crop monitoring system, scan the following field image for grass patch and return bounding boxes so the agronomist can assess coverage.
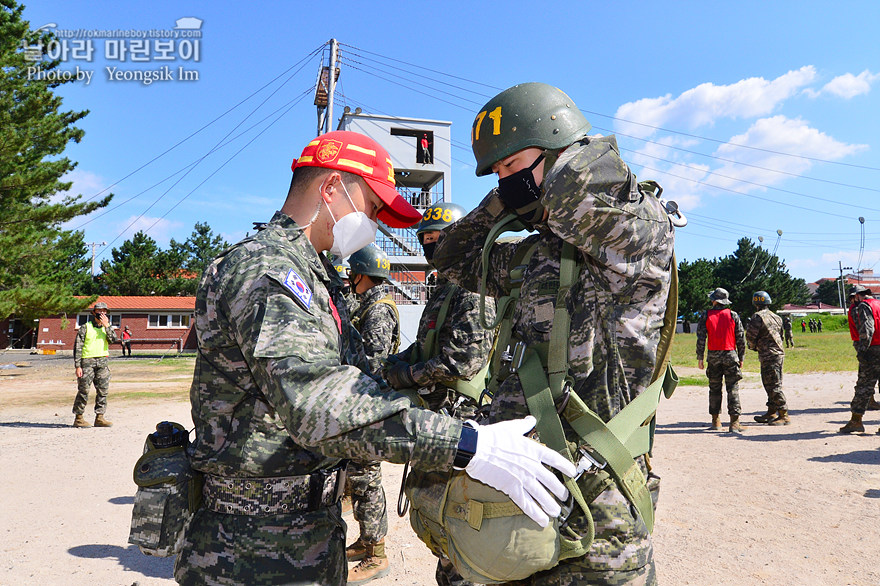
[671,329,857,374]
[113,390,190,401]
[676,375,708,387]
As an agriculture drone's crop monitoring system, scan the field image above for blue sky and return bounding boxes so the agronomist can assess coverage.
[21,1,880,284]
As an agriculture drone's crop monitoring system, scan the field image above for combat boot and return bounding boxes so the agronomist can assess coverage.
[73,414,91,428]
[839,413,864,434]
[867,397,880,411]
[94,414,113,427]
[769,408,790,426]
[347,539,390,584]
[754,408,777,424]
[709,414,722,430]
[728,416,745,434]
[346,537,367,562]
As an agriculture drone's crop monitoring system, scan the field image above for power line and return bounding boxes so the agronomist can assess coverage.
[585,110,880,172]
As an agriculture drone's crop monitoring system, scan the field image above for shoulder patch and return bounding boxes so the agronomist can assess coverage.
[283,269,312,310]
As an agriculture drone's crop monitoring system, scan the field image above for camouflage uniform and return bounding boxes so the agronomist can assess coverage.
[746,309,787,411]
[175,212,462,586]
[72,319,118,415]
[432,136,675,585]
[696,309,746,416]
[389,275,496,586]
[346,284,400,546]
[782,315,793,347]
[390,276,496,419]
[850,298,880,414]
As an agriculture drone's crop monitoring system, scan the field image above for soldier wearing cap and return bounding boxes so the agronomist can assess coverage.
[840,285,880,433]
[432,83,676,585]
[696,287,747,433]
[746,291,790,426]
[72,301,118,428]
[174,130,575,586]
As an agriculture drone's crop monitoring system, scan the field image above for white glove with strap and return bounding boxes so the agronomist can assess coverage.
[461,416,576,528]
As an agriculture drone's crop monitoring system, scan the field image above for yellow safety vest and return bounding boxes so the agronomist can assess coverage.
[81,321,110,359]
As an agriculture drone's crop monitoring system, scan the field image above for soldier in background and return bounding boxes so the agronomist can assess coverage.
[329,253,356,312]
[840,285,880,433]
[174,131,573,586]
[344,244,400,584]
[384,202,496,420]
[432,83,676,585]
[72,301,118,428]
[384,202,497,585]
[697,288,747,433]
[782,314,794,347]
[747,291,790,425]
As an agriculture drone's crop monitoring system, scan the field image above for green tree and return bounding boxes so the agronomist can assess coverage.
[170,222,229,276]
[98,231,190,296]
[814,279,843,308]
[0,1,111,320]
[712,238,810,317]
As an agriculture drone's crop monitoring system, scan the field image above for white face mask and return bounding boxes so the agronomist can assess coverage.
[326,182,378,258]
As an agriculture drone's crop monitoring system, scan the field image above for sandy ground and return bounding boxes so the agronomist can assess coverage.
[1,350,879,586]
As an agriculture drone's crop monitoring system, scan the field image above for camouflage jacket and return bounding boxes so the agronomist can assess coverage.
[746,308,785,359]
[351,285,399,376]
[854,298,878,352]
[188,211,461,479]
[695,308,746,362]
[73,318,119,367]
[392,276,496,392]
[433,135,675,426]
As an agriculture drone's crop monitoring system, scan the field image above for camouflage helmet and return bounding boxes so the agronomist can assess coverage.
[416,202,466,236]
[92,302,109,311]
[752,291,772,306]
[471,82,591,177]
[348,243,391,280]
[328,253,350,279]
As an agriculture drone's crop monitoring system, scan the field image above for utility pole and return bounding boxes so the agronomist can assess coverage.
[838,260,852,310]
[88,241,107,277]
[326,38,338,134]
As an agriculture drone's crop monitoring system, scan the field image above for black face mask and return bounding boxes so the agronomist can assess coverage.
[422,241,437,263]
[497,154,545,226]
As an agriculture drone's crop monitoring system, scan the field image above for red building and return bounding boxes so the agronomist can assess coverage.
[34,296,197,353]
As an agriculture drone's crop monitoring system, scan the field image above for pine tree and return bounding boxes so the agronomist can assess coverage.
[0,0,111,320]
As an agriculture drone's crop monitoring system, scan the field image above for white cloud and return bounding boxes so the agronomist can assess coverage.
[117,215,184,247]
[614,66,817,138]
[804,70,880,99]
[51,169,109,204]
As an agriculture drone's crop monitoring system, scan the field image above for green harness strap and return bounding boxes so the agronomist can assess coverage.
[481,223,678,543]
[413,284,489,403]
[353,294,401,355]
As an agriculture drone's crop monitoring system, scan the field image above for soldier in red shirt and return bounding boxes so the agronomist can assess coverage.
[696,288,747,433]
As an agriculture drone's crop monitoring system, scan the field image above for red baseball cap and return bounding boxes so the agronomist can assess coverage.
[291,130,422,228]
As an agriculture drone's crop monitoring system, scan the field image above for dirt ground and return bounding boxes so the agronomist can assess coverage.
[1,350,879,586]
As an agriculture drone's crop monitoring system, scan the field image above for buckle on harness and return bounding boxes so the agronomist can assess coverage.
[575,447,606,478]
[509,341,527,374]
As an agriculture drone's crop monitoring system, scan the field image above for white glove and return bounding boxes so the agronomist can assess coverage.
[464,416,576,528]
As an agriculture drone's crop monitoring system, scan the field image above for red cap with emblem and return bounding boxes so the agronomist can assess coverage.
[291,130,422,228]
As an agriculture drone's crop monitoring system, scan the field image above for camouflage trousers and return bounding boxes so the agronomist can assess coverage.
[174,505,347,585]
[346,460,387,544]
[851,346,880,414]
[784,331,793,347]
[706,351,742,416]
[73,356,111,415]
[758,354,786,410]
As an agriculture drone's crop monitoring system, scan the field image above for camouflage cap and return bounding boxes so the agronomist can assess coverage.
[708,287,731,305]
[92,302,109,311]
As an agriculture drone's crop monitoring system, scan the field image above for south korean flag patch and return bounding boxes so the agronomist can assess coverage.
[283,269,312,310]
